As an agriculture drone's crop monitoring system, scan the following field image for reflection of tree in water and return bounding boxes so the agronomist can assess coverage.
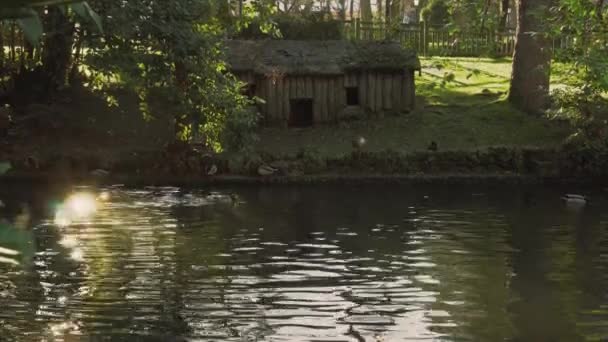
[502,189,608,341]
[1,185,608,341]
[411,207,515,341]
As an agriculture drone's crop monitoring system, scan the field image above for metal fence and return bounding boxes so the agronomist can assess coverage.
[341,19,573,57]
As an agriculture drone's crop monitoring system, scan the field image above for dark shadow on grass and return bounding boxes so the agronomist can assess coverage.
[418,85,505,106]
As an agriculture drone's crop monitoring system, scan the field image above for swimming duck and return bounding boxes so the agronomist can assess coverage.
[561,194,587,205]
[90,169,110,177]
[352,136,367,151]
[257,164,278,176]
[206,164,218,176]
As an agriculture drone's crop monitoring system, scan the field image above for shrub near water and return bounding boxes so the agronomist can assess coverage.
[548,0,608,147]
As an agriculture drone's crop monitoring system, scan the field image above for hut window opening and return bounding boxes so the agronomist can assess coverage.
[346,87,359,106]
[289,98,313,127]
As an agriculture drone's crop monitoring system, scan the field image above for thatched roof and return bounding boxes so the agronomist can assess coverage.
[224,40,420,76]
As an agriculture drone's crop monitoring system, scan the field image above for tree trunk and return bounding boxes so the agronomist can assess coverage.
[42,7,74,91]
[479,0,491,33]
[391,0,403,22]
[338,0,347,19]
[350,0,354,19]
[174,59,189,139]
[508,0,553,114]
[499,0,510,30]
[0,23,4,70]
[376,0,383,19]
[360,0,372,20]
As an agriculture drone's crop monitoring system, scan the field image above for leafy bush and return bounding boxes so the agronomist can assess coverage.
[237,13,344,40]
[83,0,264,152]
[547,0,608,146]
[420,0,450,26]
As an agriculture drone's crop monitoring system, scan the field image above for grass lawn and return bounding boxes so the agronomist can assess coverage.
[255,57,573,157]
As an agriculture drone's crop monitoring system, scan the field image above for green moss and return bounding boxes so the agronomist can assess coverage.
[342,41,421,71]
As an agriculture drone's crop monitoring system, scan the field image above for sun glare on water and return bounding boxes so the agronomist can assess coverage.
[54,192,99,227]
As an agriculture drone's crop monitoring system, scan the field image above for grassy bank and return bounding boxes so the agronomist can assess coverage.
[256,57,573,157]
[1,57,583,182]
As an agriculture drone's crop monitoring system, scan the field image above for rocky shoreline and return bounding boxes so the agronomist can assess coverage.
[1,144,607,186]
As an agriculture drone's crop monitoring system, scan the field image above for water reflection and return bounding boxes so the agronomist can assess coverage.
[0,185,607,341]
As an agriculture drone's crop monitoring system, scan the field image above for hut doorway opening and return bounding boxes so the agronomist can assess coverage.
[289,98,313,127]
[346,87,359,106]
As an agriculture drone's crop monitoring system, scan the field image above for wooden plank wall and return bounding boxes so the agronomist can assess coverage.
[235,71,416,125]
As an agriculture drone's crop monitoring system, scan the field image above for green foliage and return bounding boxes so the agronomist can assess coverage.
[421,0,450,26]
[84,0,263,152]
[548,0,608,145]
[237,12,343,40]
[0,1,101,45]
[0,161,11,175]
[431,0,505,33]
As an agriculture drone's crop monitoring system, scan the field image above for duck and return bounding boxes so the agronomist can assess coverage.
[257,164,278,176]
[352,136,367,151]
[206,164,218,176]
[428,141,438,151]
[90,169,110,177]
[561,194,587,205]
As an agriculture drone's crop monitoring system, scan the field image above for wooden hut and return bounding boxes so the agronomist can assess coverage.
[225,40,420,127]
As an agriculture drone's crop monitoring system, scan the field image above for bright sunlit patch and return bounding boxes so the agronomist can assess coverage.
[54,208,72,227]
[66,193,97,218]
[48,320,80,337]
[59,235,79,248]
[0,256,19,266]
[0,246,19,256]
[53,192,99,227]
[70,248,84,262]
[98,191,110,201]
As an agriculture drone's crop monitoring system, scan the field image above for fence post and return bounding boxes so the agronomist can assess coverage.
[355,18,361,41]
[421,21,428,56]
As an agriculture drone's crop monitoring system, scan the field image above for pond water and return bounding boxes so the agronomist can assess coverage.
[0,184,607,341]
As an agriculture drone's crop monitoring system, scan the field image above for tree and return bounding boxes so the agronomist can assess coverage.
[0,1,101,105]
[0,1,100,45]
[499,0,511,30]
[508,0,554,114]
[84,0,269,150]
[421,0,450,25]
[361,0,373,20]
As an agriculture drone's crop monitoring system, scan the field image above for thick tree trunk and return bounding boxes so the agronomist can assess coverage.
[350,0,354,19]
[360,0,372,20]
[42,7,74,91]
[508,0,553,114]
[391,0,402,22]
